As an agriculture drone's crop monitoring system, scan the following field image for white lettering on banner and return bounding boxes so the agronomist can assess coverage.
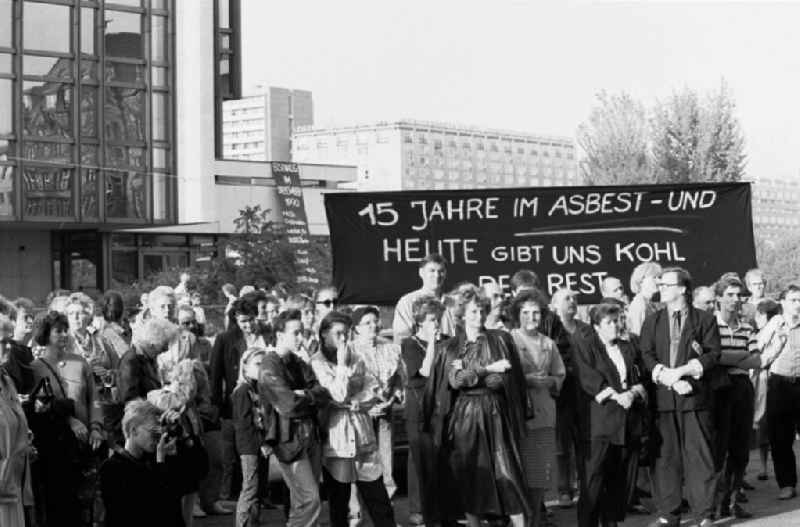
[409,198,499,231]
[551,244,602,265]
[382,238,478,264]
[546,271,609,295]
[615,242,687,263]
[667,190,717,211]
[547,192,645,216]
[490,245,545,263]
[479,275,511,292]
[512,197,538,217]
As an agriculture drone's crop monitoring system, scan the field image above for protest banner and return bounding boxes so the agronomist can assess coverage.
[272,162,320,286]
[324,182,756,304]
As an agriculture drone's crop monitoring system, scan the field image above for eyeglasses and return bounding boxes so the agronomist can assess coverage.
[179,320,195,327]
[316,299,338,308]
[658,283,680,288]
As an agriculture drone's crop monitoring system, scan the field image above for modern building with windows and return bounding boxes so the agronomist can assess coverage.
[222,87,313,162]
[0,0,354,301]
[751,177,800,241]
[292,119,579,191]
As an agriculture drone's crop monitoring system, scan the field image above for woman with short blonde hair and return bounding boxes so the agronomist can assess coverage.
[627,262,663,337]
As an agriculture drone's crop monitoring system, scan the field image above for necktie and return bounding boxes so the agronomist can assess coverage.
[669,310,682,367]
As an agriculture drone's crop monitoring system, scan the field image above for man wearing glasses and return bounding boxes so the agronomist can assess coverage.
[392,253,456,341]
[314,287,339,329]
[640,267,721,527]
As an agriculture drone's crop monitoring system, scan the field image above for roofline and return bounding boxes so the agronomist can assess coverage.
[294,119,574,145]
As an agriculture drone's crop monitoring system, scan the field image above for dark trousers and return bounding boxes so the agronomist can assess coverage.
[767,374,800,489]
[556,385,582,495]
[407,419,438,522]
[322,469,395,527]
[577,439,639,527]
[713,375,755,508]
[655,410,718,522]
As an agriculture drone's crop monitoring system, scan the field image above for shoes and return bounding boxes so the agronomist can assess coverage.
[757,472,769,481]
[741,480,755,490]
[735,489,748,503]
[557,493,574,508]
[208,501,235,515]
[192,502,207,518]
[778,487,797,500]
[408,513,425,526]
[696,519,714,527]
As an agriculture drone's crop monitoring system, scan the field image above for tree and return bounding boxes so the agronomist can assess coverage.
[579,81,747,185]
[577,91,653,185]
[651,88,704,183]
[651,82,746,183]
[700,81,747,182]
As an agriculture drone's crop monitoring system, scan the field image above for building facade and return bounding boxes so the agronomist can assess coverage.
[0,0,354,302]
[222,87,313,161]
[751,177,800,241]
[292,120,579,191]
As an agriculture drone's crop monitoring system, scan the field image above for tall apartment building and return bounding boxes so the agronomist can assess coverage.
[751,177,800,241]
[222,88,313,161]
[292,120,579,191]
[0,0,353,300]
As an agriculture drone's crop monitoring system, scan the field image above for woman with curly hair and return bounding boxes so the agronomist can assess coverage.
[510,290,566,526]
[28,311,103,527]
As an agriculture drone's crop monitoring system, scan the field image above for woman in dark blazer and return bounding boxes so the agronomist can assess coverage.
[572,302,648,527]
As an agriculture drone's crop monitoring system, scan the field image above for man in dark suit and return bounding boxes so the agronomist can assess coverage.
[573,302,648,527]
[639,267,721,527]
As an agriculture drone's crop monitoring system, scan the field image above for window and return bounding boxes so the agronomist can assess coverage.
[0,79,11,136]
[24,2,71,53]
[24,55,73,79]
[81,8,97,55]
[105,10,144,59]
[152,92,168,141]
[0,0,11,48]
[22,81,73,138]
[151,15,168,63]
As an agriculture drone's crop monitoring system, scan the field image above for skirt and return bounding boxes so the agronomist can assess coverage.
[519,426,556,489]
[447,390,529,517]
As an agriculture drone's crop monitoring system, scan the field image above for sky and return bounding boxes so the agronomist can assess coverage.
[241,0,800,181]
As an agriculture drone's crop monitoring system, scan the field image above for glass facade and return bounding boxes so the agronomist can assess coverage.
[0,0,175,224]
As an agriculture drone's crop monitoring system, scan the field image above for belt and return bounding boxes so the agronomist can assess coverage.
[772,373,800,383]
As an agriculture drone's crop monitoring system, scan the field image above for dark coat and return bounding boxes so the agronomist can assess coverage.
[639,305,721,412]
[210,328,248,419]
[572,331,647,445]
[422,329,530,448]
[2,338,34,394]
[100,451,184,527]
[258,350,329,463]
[117,347,161,403]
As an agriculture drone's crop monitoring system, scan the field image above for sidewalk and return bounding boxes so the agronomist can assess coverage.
[198,446,800,526]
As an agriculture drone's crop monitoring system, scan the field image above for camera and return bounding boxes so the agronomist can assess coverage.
[160,413,184,439]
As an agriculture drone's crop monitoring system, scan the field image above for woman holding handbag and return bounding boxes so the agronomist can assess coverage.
[28,311,104,527]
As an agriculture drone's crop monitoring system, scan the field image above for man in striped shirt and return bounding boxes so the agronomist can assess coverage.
[712,275,760,519]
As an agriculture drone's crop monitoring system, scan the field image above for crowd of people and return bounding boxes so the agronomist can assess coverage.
[0,258,797,527]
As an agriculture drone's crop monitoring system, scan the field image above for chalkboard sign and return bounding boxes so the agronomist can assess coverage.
[324,182,756,305]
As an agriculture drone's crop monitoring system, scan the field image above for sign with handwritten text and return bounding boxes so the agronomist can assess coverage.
[272,162,319,286]
[324,182,755,304]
